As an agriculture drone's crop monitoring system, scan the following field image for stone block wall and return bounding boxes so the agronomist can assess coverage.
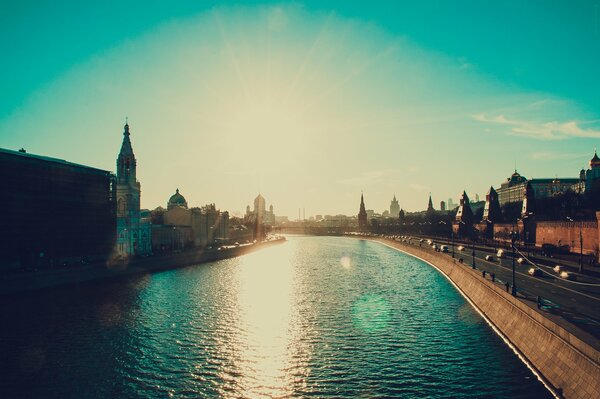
[378,238,600,399]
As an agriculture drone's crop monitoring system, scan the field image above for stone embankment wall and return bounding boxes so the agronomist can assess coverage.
[378,239,600,399]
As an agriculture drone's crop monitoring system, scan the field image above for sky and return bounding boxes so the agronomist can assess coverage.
[1,1,600,217]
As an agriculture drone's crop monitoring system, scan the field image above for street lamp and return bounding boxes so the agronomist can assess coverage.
[471,233,476,269]
[567,217,584,273]
[510,226,517,296]
[451,230,455,259]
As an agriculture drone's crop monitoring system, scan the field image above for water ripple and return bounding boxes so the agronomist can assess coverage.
[0,236,551,398]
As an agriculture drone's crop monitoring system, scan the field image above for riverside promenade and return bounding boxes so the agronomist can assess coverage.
[372,235,600,399]
[0,238,285,296]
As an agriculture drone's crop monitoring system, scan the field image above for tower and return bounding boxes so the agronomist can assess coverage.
[358,192,368,230]
[389,194,400,217]
[483,186,501,223]
[427,193,434,214]
[115,121,149,257]
[521,181,535,217]
[455,191,473,225]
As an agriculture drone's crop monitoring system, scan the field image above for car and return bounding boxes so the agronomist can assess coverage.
[560,271,577,280]
[427,239,433,245]
[457,245,465,251]
[485,255,494,261]
[432,244,438,250]
[528,267,542,277]
[517,257,526,264]
[553,265,562,273]
[419,239,424,243]
[440,245,449,253]
[496,249,505,258]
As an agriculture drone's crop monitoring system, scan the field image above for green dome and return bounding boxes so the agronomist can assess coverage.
[168,188,188,209]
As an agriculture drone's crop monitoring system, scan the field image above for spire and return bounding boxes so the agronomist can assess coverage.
[427,193,434,212]
[117,120,137,183]
[119,119,134,157]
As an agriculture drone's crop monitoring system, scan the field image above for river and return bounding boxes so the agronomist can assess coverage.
[0,235,551,398]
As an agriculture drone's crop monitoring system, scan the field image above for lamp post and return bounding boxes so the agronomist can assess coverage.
[471,233,476,269]
[451,230,455,259]
[567,217,584,273]
[510,227,517,296]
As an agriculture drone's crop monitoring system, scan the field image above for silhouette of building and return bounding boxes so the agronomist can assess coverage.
[358,193,368,230]
[115,121,151,257]
[0,147,115,269]
[245,194,275,226]
[453,191,474,236]
[426,194,434,214]
[440,201,446,212]
[482,186,501,223]
[153,188,229,250]
[389,195,400,217]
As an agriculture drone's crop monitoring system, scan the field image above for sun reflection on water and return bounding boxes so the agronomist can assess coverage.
[233,242,300,397]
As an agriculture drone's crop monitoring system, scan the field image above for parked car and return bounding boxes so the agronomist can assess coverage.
[528,267,542,277]
[485,255,494,261]
[457,245,465,251]
[496,249,505,258]
[440,245,449,253]
[432,244,438,251]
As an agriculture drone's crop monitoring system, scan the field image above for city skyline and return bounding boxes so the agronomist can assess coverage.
[2,2,600,216]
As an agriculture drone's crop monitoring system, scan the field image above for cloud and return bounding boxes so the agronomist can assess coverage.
[472,113,600,140]
[529,151,589,161]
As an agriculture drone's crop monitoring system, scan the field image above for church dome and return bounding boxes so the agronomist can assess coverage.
[167,188,188,210]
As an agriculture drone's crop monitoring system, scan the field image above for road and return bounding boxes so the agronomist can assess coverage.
[395,235,600,339]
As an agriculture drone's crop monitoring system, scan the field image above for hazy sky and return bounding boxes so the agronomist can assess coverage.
[2,1,600,217]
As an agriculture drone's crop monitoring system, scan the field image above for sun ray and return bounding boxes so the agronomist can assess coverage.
[297,44,399,117]
[213,10,251,104]
[281,12,335,106]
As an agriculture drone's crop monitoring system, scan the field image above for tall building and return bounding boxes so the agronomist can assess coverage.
[440,201,446,211]
[115,121,151,257]
[455,191,474,225]
[358,192,368,229]
[389,195,400,217]
[482,186,501,223]
[426,194,434,214]
[0,147,115,269]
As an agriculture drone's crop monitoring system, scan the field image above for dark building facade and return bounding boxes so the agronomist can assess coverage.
[358,193,368,230]
[0,148,116,269]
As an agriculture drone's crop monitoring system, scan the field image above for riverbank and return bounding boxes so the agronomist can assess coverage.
[372,236,600,399]
[0,238,286,296]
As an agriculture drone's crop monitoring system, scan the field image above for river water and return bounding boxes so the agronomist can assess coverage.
[0,236,552,398]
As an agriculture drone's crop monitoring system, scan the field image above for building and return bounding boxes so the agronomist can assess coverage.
[440,201,446,212]
[358,193,368,230]
[389,195,400,217]
[495,154,600,206]
[153,189,230,250]
[453,191,474,236]
[115,121,152,257]
[426,194,434,214]
[482,186,501,223]
[0,147,115,269]
[245,194,275,226]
